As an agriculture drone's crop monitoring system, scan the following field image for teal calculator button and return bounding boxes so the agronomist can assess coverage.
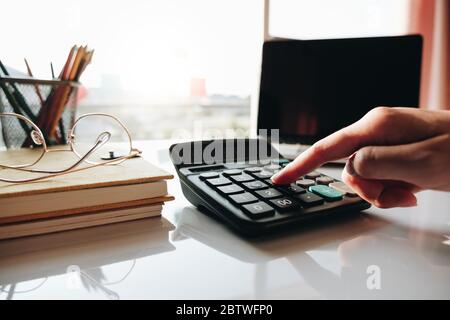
[272,159,290,165]
[309,185,343,201]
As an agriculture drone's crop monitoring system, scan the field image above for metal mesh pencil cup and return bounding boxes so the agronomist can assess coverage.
[0,76,79,148]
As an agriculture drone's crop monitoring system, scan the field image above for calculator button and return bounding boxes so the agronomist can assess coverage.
[217,184,244,195]
[255,188,283,199]
[225,162,247,169]
[243,167,262,173]
[309,185,343,201]
[269,197,299,212]
[271,159,290,165]
[296,192,324,206]
[206,177,232,187]
[329,182,358,197]
[264,164,281,171]
[229,192,258,204]
[242,180,269,190]
[305,171,321,179]
[277,183,306,194]
[316,176,334,185]
[229,173,255,183]
[296,179,316,188]
[199,172,219,180]
[251,171,274,179]
[242,202,275,219]
[222,169,242,176]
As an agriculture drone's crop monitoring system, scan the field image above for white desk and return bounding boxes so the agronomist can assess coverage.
[1,140,449,300]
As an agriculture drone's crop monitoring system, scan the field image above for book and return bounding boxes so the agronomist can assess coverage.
[0,149,174,224]
[0,204,163,240]
[0,182,171,223]
[0,149,173,195]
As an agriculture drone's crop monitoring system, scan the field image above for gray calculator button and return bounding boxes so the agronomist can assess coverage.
[229,192,258,204]
[217,184,244,195]
[305,171,321,179]
[199,172,219,180]
[206,177,232,187]
[229,173,255,183]
[255,188,283,199]
[329,182,358,197]
[243,167,262,173]
[242,180,269,190]
[242,202,275,219]
[251,171,273,179]
[316,176,334,185]
[296,179,315,188]
[222,169,242,176]
[264,164,281,171]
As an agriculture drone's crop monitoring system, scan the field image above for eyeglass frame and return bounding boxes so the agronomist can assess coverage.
[0,112,142,183]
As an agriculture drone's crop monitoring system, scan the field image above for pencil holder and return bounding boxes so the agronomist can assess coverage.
[0,76,79,148]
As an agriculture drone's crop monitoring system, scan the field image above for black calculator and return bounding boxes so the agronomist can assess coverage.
[170,139,370,236]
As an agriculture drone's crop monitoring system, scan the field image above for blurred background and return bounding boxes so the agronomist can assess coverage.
[0,0,448,140]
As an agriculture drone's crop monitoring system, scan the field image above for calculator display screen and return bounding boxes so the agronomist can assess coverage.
[169,139,279,167]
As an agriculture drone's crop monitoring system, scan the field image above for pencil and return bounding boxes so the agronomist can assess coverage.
[24,58,45,107]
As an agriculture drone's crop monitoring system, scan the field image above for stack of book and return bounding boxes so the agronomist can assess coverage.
[0,151,174,240]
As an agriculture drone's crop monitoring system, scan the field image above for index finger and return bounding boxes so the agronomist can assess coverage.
[271,121,366,184]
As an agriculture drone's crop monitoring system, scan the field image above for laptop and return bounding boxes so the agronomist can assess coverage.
[257,35,422,162]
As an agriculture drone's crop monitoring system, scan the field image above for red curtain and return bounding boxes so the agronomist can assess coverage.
[410,0,450,109]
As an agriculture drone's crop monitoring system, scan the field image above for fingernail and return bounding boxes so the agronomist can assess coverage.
[271,172,280,182]
[345,152,358,176]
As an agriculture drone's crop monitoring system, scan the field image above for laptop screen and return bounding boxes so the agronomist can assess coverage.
[257,35,422,145]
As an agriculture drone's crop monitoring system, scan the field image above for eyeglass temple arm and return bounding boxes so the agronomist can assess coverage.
[0,133,113,183]
[27,132,112,174]
[0,131,111,175]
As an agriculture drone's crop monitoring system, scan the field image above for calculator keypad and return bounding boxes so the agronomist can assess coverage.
[188,161,364,221]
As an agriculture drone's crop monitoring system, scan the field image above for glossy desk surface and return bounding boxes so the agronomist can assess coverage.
[1,140,449,300]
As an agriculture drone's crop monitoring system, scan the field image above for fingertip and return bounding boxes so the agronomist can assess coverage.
[271,169,292,184]
[270,172,281,184]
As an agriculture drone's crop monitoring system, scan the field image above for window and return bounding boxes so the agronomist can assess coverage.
[269,0,411,40]
[0,0,264,140]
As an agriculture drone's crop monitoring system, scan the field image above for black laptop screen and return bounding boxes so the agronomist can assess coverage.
[257,35,422,145]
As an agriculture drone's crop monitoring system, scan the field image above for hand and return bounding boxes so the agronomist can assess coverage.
[271,107,450,208]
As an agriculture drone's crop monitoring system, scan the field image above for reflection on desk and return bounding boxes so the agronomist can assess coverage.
[172,205,450,299]
[0,218,175,300]
[1,140,449,300]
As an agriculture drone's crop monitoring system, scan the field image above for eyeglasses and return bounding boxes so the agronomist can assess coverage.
[0,112,142,183]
